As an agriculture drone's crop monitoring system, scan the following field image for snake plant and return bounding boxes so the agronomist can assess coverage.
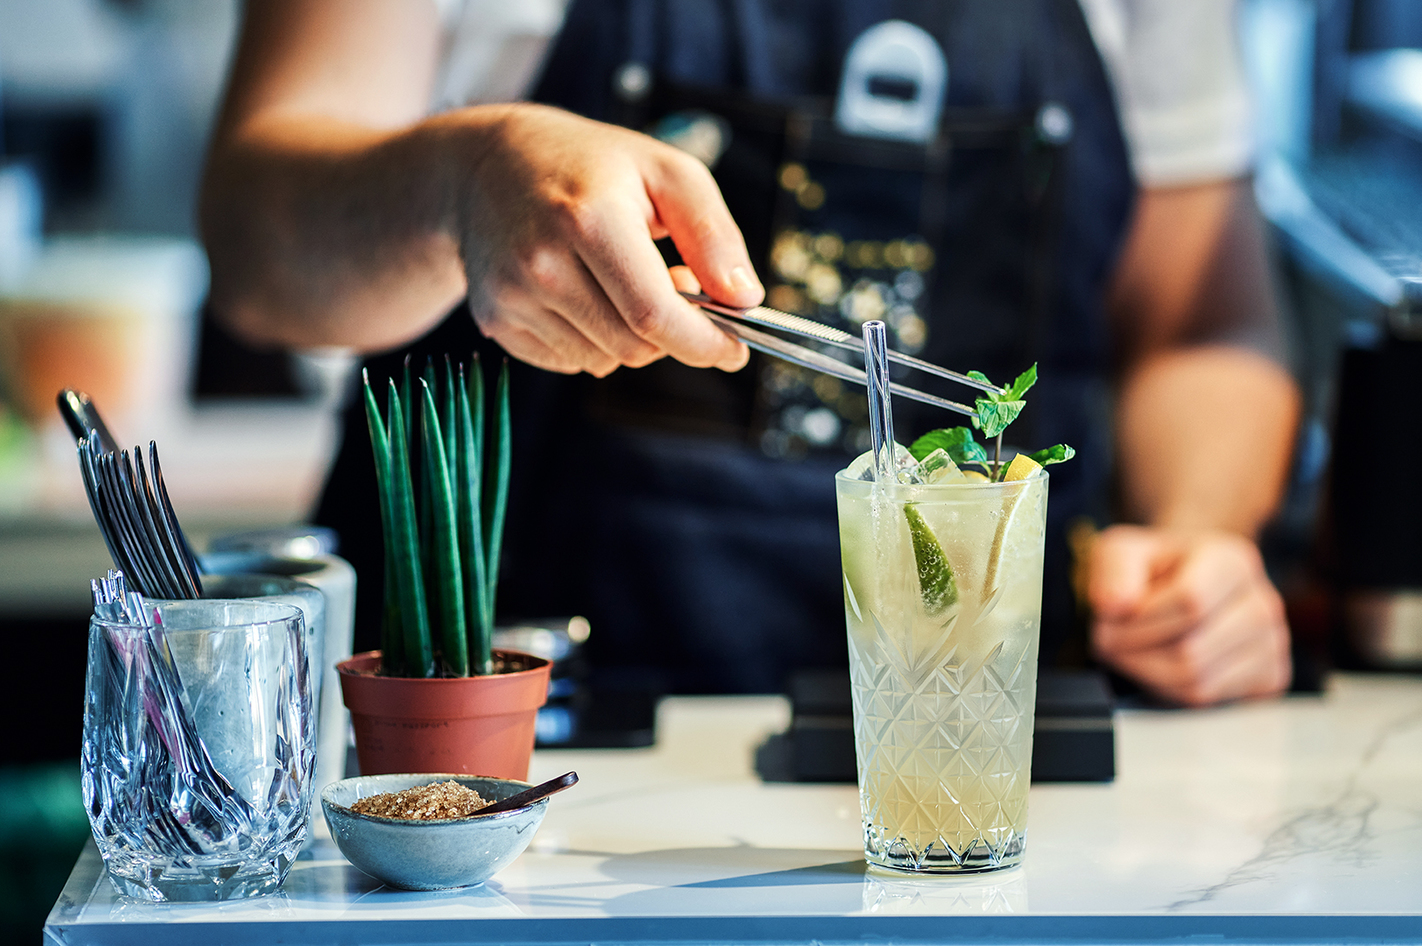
[363,355,511,677]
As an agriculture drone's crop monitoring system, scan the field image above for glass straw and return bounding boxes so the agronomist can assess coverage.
[862,320,895,483]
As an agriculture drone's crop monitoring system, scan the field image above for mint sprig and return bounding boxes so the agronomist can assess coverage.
[969,364,1036,438]
[906,363,1073,481]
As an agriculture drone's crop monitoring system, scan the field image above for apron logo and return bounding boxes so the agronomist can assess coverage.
[835,20,949,144]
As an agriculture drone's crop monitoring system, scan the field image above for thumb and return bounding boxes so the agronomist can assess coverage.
[646,150,764,308]
[1089,525,1170,621]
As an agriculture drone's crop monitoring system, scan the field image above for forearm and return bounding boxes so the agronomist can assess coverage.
[201,109,503,352]
[1107,178,1302,536]
[1116,345,1300,536]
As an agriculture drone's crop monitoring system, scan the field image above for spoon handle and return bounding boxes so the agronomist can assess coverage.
[478,771,578,816]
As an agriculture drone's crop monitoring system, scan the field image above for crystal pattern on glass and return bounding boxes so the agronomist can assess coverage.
[82,593,315,901]
[850,611,1034,870]
[838,468,1046,873]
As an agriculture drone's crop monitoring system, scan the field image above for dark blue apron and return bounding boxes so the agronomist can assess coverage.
[317,0,1135,693]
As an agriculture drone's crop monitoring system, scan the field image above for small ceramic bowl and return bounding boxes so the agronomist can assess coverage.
[321,774,547,890]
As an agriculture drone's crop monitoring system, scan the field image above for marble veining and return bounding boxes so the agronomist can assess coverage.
[1166,691,1422,912]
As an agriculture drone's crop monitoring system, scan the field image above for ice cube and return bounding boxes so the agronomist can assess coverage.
[845,449,877,481]
[845,443,916,482]
[918,447,966,484]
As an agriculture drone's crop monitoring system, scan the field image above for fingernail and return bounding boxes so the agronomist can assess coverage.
[728,266,759,295]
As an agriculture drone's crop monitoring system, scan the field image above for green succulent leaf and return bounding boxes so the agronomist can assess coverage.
[484,360,512,623]
[386,380,435,678]
[362,373,404,675]
[366,354,512,677]
[420,379,468,676]
[455,361,493,674]
[909,427,988,466]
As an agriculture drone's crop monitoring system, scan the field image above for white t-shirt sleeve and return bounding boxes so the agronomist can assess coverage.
[1077,0,1255,186]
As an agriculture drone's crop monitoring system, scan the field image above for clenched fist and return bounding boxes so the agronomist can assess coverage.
[1088,525,1291,706]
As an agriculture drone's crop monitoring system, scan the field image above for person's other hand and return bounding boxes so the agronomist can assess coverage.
[445,103,759,377]
[1088,524,1291,706]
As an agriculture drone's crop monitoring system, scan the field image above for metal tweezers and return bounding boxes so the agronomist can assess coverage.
[681,292,1000,417]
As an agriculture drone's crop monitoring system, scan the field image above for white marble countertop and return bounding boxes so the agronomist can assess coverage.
[45,674,1422,944]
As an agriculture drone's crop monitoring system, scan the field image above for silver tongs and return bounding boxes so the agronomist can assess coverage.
[681,292,1001,416]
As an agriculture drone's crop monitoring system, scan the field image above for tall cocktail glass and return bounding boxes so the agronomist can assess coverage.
[83,599,315,901]
[836,469,1048,873]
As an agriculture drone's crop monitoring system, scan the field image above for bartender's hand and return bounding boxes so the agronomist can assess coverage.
[447,104,758,377]
[203,2,761,369]
[1088,525,1291,706]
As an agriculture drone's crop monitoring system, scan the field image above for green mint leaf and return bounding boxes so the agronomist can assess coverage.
[904,504,958,615]
[967,369,994,385]
[962,365,1032,438]
[974,398,1026,438]
[909,427,988,466]
[1005,363,1038,401]
[1025,443,1076,466]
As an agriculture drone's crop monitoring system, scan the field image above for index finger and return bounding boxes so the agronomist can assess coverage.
[647,150,764,309]
[574,195,749,371]
[1088,526,1167,620]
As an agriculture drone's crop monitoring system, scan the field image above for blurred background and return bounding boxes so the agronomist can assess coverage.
[0,0,1419,940]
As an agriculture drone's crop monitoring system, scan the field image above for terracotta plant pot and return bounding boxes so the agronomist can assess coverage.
[337,650,551,780]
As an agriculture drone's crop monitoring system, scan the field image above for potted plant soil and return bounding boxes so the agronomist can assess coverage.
[337,356,550,780]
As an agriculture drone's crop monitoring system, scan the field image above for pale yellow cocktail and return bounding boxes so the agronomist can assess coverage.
[836,466,1047,873]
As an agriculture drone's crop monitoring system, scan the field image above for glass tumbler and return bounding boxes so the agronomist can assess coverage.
[82,599,315,901]
[836,471,1048,873]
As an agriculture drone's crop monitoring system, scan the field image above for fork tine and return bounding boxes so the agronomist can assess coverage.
[150,444,203,595]
[102,450,160,597]
[78,436,136,581]
[136,448,197,599]
[119,448,170,598]
[130,449,185,599]
[94,450,141,590]
[113,449,168,598]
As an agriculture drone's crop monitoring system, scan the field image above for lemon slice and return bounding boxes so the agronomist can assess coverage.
[904,504,958,615]
[1003,453,1041,482]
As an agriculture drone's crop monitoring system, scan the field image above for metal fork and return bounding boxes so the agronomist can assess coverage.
[64,389,203,599]
[680,291,1000,417]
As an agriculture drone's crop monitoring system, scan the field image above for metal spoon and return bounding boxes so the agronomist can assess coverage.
[476,771,579,816]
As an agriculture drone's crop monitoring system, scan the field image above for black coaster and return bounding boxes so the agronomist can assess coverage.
[756,668,1116,783]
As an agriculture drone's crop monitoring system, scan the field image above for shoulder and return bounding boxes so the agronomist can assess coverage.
[1077,0,1252,186]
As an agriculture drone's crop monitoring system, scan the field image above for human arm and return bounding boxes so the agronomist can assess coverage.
[1088,179,1302,706]
[200,0,759,372]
